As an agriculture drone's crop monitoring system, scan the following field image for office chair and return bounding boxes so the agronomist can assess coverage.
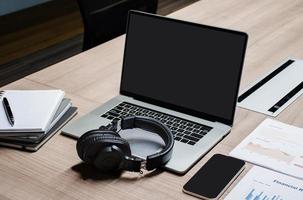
[77,0,158,51]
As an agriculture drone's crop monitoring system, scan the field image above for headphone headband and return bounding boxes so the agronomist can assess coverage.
[120,116,174,171]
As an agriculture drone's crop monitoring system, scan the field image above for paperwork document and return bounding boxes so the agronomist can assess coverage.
[230,118,303,180]
[224,166,303,200]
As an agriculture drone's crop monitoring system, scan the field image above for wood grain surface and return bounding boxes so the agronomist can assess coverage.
[1,0,303,199]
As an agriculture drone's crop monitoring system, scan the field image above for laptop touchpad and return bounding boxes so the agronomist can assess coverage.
[119,128,165,159]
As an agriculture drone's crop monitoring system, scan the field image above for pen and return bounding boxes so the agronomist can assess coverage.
[2,97,14,126]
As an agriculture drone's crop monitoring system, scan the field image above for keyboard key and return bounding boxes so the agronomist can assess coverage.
[184,135,199,142]
[194,124,201,129]
[191,133,203,139]
[197,126,206,130]
[174,118,181,123]
[110,109,119,113]
[204,127,213,131]
[196,130,205,135]
[115,106,123,110]
[114,109,121,113]
[188,141,196,145]
[192,129,199,133]
[181,138,189,143]
[187,123,194,127]
[184,130,191,135]
[175,137,181,141]
[179,125,186,129]
[162,115,168,119]
[172,123,179,127]
[177,133,184,137]
[108,111,119,117]
[177,129,184,133]
[161,119,167,123]
[185,127,193,131]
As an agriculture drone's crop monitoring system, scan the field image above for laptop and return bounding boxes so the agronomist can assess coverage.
[62,11,248,174]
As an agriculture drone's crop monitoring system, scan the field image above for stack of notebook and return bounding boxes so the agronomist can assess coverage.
[0,90,77,151]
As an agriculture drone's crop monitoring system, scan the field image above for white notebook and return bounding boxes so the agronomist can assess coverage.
[0,90,65,132]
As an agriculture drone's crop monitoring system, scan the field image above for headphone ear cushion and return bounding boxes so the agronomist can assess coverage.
[77,130,120,159]
[76,131,131,164]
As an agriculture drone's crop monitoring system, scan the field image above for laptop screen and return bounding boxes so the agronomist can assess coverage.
[120,11,248,125]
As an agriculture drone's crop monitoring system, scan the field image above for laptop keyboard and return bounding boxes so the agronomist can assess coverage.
[101,102,213,145]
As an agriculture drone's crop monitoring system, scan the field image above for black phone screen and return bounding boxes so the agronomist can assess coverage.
[183,154,245,199]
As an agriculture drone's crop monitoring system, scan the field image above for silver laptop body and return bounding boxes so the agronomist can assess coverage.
[62,11,248,174]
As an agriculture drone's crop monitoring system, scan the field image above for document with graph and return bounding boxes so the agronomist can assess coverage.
[224,166,303,200]
[230,118,303,180]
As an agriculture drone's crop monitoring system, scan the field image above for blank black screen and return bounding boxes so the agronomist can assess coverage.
[121,12,247,124]
[183,154,245,198]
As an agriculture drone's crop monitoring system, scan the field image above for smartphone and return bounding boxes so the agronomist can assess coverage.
[183,154,245,200]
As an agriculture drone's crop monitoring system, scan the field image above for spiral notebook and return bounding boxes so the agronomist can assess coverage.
[0,90,65,132]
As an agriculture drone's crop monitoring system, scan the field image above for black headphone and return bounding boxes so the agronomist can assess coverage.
[76,116,174,172]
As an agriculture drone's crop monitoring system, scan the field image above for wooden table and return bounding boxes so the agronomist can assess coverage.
[1,0,303,199]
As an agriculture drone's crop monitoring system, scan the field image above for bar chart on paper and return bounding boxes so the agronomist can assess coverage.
[224,167,303,200]
[245,188,284,200]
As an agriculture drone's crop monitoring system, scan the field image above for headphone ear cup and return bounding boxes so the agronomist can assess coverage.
[76,131,131,171]
[77,130,120,160]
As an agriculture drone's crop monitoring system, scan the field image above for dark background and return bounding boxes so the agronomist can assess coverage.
[0,0,199,86]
